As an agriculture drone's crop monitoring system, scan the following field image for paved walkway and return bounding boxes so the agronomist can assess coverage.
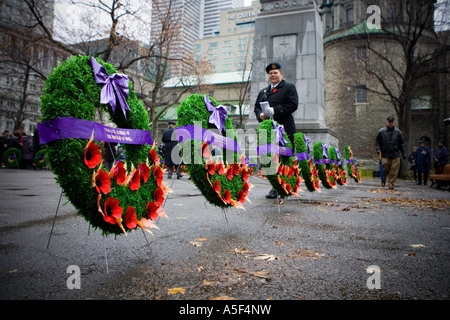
[0,168,449,301]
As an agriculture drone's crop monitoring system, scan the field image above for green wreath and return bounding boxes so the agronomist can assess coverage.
[344,145,361,182]
[328,146,347,185]
[40,55,168,236]
[257,120,302,198]
[33,149,47,168]
[176,94,252,209]
[3,148,21,168]
[294,132,320,192]
[313,141,337,189]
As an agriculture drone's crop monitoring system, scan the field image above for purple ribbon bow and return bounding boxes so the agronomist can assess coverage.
[272,119,287,146]
[335,148,340,161]
[91,56,130,119]
[303,134,310,153]
[204,95,227,132]
[321,143,329,159]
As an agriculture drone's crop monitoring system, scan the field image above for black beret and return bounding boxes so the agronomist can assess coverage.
[168,121,176,125]
[387,116,395,122]
[266,62,281,73]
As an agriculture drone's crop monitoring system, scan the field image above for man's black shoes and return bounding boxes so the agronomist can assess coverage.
[265,189,277,199]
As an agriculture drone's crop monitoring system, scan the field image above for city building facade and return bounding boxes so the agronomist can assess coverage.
[320,0,448,170]
[0,0,69,135]
[202,0,245,38]
[194,2,260,73]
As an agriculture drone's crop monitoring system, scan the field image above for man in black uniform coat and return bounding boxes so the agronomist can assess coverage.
[162,121,182,179]
[255,62,299,199]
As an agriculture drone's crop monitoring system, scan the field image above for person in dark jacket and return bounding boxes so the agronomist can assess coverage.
[20,133,34,169]
[433,140,448,174]
[415,140,431,185]
[408,146,418,182]
[375,116,406,189]
[102,141,117,170]
[255,62,299,199]
[162,121,181,179]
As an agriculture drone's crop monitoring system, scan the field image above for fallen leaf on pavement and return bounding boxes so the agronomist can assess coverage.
[210,296,237,300]
[168,287,185,295]
[229,248,250,254]
[254,254,279,261]
[188,241,203,247]
[195,238,208,242]
[250,271,270,278]
[410,244,426,248]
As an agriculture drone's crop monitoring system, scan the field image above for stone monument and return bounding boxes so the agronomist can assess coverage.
[245,0,339,148]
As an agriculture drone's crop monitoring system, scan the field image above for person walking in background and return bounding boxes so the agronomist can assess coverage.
[101,141,117,171]
[408,146,418,182]
[433,140,448,174]
[20,132,34,169]
[1,130,10,168]
[375,116,406,190]
[162,121,181,179]
[415,140,431,186]
[254,62,299,199]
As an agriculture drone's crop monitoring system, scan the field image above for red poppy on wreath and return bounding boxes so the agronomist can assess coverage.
[139,162,150,183]
[212,180,221,194]
[84,141,101,168]
[232,162,240,175]
[153,186,165,207]
[216,162,225,175]
[236,190,246,204]
[287,166,294,179]
[242,181,250,196]
[129,168,140,191]
[110,161,127,185]
[149,147,160,166]
[206,159,216,175]
[146,201,160,221]
[201,141,210,158]
[153,165,163,186]
[124,206,137,229]
[222,189,231,204]
[100,197,126,234]
[226,166,234,181]
[241,168,248,182]
[93,168,111,194]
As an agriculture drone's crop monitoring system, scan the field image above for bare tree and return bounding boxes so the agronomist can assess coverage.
[0,2,65,131]
[235,40,253,129]
[362,0,449,175]
[325,0,448,176]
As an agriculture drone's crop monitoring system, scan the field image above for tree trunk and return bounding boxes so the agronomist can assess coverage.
[398,99,412,179]
[14,65,31,131]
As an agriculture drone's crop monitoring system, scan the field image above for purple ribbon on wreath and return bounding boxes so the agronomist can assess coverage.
[314,158,333,165]
[90,56,130,119]
[321,143,329,159]
[296,152,312,162]
[272,119,287,146]
[335,148,341,161]
[304,134,310,153]
[204,95,227,133]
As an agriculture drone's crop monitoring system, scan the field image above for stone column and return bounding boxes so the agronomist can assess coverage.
[246,0,339,148]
